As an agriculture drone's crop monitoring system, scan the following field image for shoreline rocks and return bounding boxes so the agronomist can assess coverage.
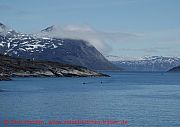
[0,75,11,81]
[0,54,110,81]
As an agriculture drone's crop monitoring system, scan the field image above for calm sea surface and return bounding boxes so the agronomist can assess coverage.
[0,72,180,127]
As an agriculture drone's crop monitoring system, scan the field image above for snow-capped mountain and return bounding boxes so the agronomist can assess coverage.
[0,22,118,70]
[110,56,180,72]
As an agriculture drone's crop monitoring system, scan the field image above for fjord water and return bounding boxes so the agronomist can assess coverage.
[0,72,180,127]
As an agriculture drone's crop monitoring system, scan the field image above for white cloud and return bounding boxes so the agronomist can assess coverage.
[36,24,139,53]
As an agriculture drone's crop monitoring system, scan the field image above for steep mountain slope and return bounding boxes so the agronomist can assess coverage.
[168,66,180,72]
[110,56,180,72]
[0,23,119,70]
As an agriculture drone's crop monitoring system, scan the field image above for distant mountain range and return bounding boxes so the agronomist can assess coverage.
[107,55,180,72]
[0,22,118,70]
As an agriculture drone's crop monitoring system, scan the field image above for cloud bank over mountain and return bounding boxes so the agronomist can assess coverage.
[36,24,139,53]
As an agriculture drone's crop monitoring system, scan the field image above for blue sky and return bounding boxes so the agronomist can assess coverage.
[0,0,180,58]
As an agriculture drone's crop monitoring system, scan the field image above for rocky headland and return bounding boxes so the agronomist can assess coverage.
[0,54,109,81]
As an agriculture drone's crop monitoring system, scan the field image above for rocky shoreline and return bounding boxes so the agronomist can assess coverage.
[0,54,110,81]
[0,75,11,81]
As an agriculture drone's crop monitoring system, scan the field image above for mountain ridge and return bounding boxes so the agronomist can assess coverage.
[110,56,180,72]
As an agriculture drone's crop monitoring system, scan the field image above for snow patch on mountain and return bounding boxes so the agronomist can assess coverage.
[0,23,65,55]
